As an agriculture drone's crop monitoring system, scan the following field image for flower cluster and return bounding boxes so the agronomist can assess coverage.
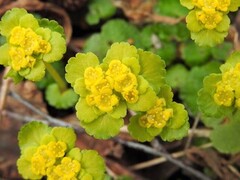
[0,8,66,82]
[198,51,240,117]
[66,42,189,141]
[17,121,105,180]
[180,0,240,46]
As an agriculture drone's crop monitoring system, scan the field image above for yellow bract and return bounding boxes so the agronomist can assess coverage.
[9,26,51,71]
[48,157,81,180]
[139,98,173,129]
[214,63,240,108]
[31,141,67,176]
[84,60,139,112]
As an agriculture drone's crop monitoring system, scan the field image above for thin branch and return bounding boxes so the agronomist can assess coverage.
[130,143,212,170]
[9,90,83,131]
[185,113,201,150]
[115,139,211,180]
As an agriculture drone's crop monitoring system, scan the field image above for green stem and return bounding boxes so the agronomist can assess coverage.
[44,62,67,92]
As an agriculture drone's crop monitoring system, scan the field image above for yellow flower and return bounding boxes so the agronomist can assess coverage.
[196,8,223,29]
[8,26,51,71]
[139,98,173,129]
[48,157,81,180]
[214,83,234,106]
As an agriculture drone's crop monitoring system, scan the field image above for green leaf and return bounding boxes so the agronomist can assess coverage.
[186,10,203,33]
[167,102,188,129]
[166,64,189,89]
[80,114,124,139]
[138,49,166,93]
[109,101,127,119]
[73,78,88,96]
[83,33,109,60]
[201,115,224,128]
[67,147,82,162]
[19,14,39,30]
[38,18,65,38]
[128,114,156,142]
[210,121,240,153]
[0,8,28,37]
[23,59,46,81]
[86,0,116,25]
[155,41,177,66]
[5,68,23,83]
[181,41,211,67]
[154,0,188,17]
[65,52,100,86]
[160,120,190,142]
[45,83,78,109]
[180,0,195,9]
[220,51,240,72]
[17,148,42,180]
[101,19,143,48]
[127,87,157,112]
[76,98,103,123]
[80,150,106,180]
[18,121,51,153]
[51,127,76,150]
[229,0,240,11]
[103,42,139,74]
[43,31,66,63]
[191,30,228,47]
[0,44,10,66]
[210,42,233,61]
[180,62,221,115]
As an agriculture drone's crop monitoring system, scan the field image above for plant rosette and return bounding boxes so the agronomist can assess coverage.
[0,8,66,82]
[65,42,166,139]
[198,51,240,118]
[180,0,240,46]
[128,85,189,142]
[17,121,105,180]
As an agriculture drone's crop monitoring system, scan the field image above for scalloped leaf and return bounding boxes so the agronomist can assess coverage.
[180,62,220,115]
[167,102,188,129]
[101,19,143,48]
[127,87,157,112]
[79,150,106,180]
[5,68,24,83]
[80,114,124,139]
[166,64,189,89]
[210,121,240,153]
[45,83,78,109]
[67,148,82,162]
[83,33,109,60]
[22,60,46,81]
[18,121,51,153]
[154,0,188,17]
[51,127,76,150]
[38,18,65,39]
[229,0,240,11]
[181,41,211,67]
[186,10,203,33]
[109,101,127,119]
[86,0,116,25]
[0,44,10,66]
[138,49,166,93]
[0,8,28,37]
[210,42,233,61]
[19,14,39,30]
[17,148,41,180]
[220,51,240,73]
[43,32,66,63]
[191,30,228,47]
[65,52,100,86]
[103,42,140,74]
[180,0,194,9]
[75,98,103,123]
[160,120,190,142]
[128,114,157,142]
